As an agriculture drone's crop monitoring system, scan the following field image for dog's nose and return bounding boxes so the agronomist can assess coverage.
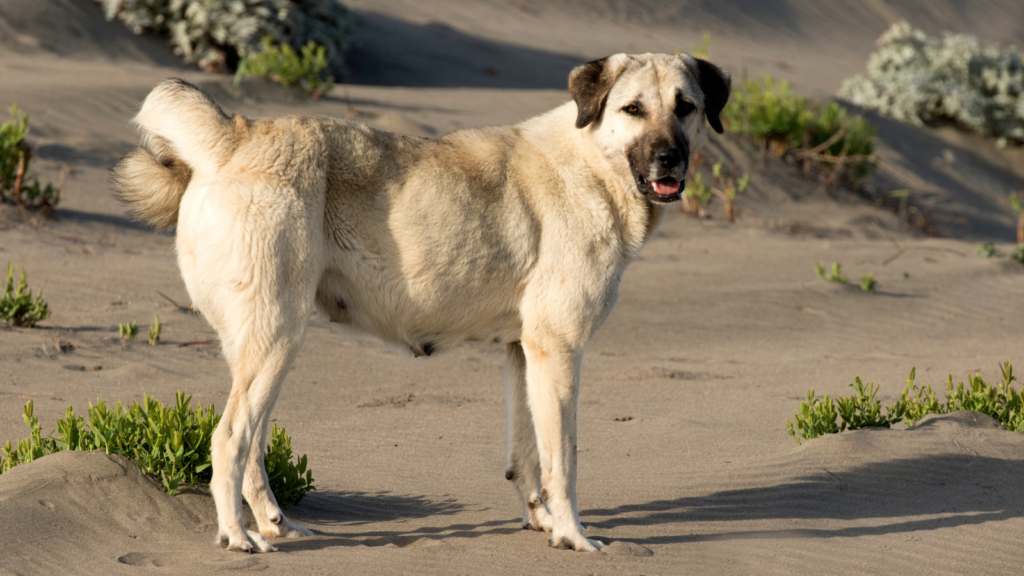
[655,147,683,170]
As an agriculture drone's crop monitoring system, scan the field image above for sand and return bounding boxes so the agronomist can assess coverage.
[1,1,1024,574]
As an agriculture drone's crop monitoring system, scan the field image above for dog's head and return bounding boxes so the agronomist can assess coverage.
[569,53,731,204]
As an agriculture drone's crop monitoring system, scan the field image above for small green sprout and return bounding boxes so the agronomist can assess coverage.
[119,320,139,341]
[148,314,162,346]
[816,262,847,283]
[860,272,875,294]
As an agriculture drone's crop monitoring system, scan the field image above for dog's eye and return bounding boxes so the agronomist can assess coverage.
[622,104,641,116]
[675,100,696,117]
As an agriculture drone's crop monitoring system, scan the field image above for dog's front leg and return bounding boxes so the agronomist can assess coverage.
[505,342,555,532]
[521,340,604,551]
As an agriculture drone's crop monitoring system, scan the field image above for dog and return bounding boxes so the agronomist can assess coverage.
[113,52,730,553]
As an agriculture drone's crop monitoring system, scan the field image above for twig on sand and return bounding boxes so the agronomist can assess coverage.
[156,290,192,313]
[179,340,215,347]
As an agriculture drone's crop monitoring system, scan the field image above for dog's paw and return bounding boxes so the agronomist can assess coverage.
[217,529,277,553]
[260,516,314,539]
[550,532,606,552]
[526,501,555,532]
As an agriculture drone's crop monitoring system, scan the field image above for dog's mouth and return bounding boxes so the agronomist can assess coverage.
[632,166,683,203]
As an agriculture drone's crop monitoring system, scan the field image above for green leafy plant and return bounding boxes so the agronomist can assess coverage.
[1,263,50,327]
[119,320,139,341]
[0,392,315,506]
[709,161,750,222]
[95,0,354,76]
[977,242,1000,258]
[1010,191,1024,244]
[788,362,1023,443]
[1012,244,1024,264]
[148,314,162,346]
[860,272,876,293]
[683,171,715,217]
[815,261,848,283]
[0,105,61,214]
[235,36,334,99]
[722,74,876,184]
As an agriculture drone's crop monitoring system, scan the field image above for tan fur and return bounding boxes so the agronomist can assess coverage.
[115,53,729,554]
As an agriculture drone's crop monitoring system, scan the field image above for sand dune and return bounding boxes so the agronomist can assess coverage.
[2,1,1024,574]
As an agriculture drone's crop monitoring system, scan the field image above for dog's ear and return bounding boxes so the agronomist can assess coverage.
[569,54,627,129]
[693,58,731,134]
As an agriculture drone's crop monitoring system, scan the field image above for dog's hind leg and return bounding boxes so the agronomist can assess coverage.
[520,338,605,552]
[242,395,314,540]
[178,178,324,553]
[504,342,555,532]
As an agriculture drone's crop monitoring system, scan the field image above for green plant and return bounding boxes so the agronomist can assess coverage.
[788,362,1024,443]
[1012,244,1024,264]
[1010,191,1024,244]
[95,0,353,75]
[148,314,162,346]
[683,171,715,217]
[1,263,50,327]
[860,272,876,293]
[0,105,61,213]
[235,36,334,98]
[816,261,848,283]
[119,320,139,341]
[722,73,876,183]
[977,242,1000,258]
[709,161,750,222]
[0,392,315,505]
[787,378,906,444]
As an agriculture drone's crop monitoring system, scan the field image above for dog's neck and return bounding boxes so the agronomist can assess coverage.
[517,102,662,260]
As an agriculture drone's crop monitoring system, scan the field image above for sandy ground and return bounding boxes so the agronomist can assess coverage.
[1,1,1024,574]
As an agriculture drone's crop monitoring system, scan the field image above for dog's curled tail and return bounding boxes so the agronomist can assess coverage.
[113,79,235,230]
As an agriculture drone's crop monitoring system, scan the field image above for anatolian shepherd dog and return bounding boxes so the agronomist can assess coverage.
[114,52,730,553]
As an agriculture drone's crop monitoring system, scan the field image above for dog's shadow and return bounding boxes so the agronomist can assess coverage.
[580,453,1024,544]
[280,490,520,551]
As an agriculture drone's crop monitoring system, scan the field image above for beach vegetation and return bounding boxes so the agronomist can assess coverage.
[94,0,353,76]
[148,314,162,346]
[860,272,876,293]
[0,105,62,215]
[787,362,1023,443]
[1,263,51,328]
[722,73,877,185]
[0,392,315,506]
[119,320,139,341]
[234,36,334,99]
[815,261,848,283]
[840,22,1024,145]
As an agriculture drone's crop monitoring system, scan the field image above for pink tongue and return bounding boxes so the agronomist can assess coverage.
[653,178,680,196]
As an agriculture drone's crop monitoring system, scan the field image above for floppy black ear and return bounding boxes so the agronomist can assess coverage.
[694,58,731,134]
[569,57,620,129]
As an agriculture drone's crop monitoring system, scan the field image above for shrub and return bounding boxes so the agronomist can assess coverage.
[1,263,50,327]
[1013,244,1024,264]
[787,362,1023,443]
[977,242,999,258]
[722,74,877,182]
[234,36,334,98]
[839,22,1024,144]
[0,392,315,506]
[95,0,354,75]
[0,105,61,214]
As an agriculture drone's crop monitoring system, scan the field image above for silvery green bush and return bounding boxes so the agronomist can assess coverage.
[839,22,1024,144]
[95,0,353,74]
